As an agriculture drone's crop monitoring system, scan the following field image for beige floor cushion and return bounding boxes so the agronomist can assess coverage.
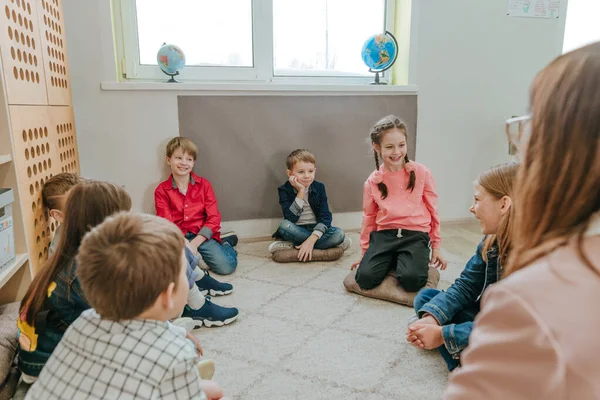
[272,247,344,263]
[343,267,440,307]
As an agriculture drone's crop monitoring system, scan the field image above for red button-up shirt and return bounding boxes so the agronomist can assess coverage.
[154,173,222,242]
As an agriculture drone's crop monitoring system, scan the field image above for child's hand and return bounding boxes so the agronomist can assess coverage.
[189,235,207,252]
[296,235,317,262]
[186,332,204,356]
[406,324,444,350]
[350,260,361,270]
[430,248,448,270]
[289,176,306,191]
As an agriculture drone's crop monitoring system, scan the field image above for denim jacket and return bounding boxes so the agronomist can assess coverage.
[274,180,333,236]
[417,240,502,355]
[18,259,91,377]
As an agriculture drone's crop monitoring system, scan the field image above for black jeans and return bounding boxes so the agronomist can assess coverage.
[355,229,430,292]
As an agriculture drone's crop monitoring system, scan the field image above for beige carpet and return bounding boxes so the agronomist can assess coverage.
[193,223,481,399]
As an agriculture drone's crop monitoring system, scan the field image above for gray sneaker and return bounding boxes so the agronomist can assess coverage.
[339,236,352,251]
[268,240,294,253]
[406,314,419,329]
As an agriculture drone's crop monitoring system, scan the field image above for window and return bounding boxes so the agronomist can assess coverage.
[114,0,396,83]
[563,0,600,53]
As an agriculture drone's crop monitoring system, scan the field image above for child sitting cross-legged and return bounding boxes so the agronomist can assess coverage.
[269,149,351,262]
[26,212,229,400]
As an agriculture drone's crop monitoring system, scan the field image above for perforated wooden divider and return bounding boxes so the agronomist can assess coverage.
[0,0,78,274]
[0,0,47,105]
[37,0,69,105]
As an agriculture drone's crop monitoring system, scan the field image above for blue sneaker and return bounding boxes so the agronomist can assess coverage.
[195,271,233,296]
[182,297,239,328]
[221,231,238,247]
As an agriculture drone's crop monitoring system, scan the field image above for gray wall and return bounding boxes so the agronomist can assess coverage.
[178,95,417,221]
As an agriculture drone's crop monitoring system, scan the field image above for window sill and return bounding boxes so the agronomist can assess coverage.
[100,81,418,95]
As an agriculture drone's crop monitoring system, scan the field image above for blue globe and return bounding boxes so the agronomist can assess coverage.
[361,32,398,72]
[157,43,186,76]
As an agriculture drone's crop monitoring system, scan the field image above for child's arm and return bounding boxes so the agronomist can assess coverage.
[313,183,333,236]
[423,168,441,249]
[159,359,207,399]
[278,185,301,224]
[155,186,174,222]
[198,181,222,241]
[359,181,378,255]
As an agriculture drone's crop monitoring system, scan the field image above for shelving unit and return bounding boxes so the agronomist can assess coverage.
[0,0,79,305]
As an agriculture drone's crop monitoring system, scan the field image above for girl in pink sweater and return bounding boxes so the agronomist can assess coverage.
[351,115,447,292]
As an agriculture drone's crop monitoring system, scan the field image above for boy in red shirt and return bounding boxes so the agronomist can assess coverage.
[155,137,238,276]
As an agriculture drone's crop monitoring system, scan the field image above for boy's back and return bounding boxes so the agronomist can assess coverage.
[26,309,204,400]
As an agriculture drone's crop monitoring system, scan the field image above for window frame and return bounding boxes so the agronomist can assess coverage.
[114,0,397,84]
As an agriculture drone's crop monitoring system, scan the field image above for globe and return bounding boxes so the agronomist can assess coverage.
[361,32,398,74]
[157,43,185,82]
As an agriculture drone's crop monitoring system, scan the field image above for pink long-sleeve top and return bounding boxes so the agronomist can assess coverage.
[360,162,441,254]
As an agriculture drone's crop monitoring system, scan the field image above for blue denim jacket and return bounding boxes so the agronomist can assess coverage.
[275,180,333,236]
[417,240,502,355]
[18,259,91,377]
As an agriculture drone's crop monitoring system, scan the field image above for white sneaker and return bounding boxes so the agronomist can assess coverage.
[172,317,196,333]
[339,236,352,251]
[268,241,294,253]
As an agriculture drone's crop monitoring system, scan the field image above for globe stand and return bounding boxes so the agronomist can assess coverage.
[370,71,385,85]
[163,71,180,83]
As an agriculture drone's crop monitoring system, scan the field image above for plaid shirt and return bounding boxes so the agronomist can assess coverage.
[26,309,206,400]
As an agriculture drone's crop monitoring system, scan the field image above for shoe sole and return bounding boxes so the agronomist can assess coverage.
[192,314,238,329]
[196,359,215,380]
[268,244,294,253]
[197,289,233,296]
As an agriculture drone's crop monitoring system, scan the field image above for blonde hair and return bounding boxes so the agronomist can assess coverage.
[507,42,600,277]
[77,212,185,320]
[166,137,198,160]
[41,172,83,210]
[286,149,316,170]
[478,163,519,266]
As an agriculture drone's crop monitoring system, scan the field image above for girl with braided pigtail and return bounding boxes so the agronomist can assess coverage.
[351,115,447,292]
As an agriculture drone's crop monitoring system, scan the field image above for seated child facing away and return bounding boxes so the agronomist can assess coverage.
[155,137,238,275]
[41,172,83,256]
[17,182,131,382]
[269,149,351,262]
[351,115,447,292]
[26,212,229,400]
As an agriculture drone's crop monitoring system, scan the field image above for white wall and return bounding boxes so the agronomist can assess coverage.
[63,0,566,233]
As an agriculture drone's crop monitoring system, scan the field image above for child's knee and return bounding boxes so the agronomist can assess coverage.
[355,268,380,290]
[329,227,345,246]
[278,219,294,232]
[398,271,428,292]
[414,288,438,311]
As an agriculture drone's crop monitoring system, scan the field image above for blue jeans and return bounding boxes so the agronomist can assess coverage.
[276,220,345,249]
[185,233,238,275]
[414,288,477,371]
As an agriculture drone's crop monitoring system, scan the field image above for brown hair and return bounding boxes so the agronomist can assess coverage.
[506,42,600,277]
[77,212,185,320]
[369,115,415,199]
[286,149,316,170]
[41,173,83,210]
[20,181,132,325]
[478,163,519,266]
[166,137,198,160]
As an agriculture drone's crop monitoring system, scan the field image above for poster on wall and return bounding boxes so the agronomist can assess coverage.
[507,0,561,18]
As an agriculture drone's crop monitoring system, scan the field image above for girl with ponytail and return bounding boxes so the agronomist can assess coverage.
[352,115,447,293]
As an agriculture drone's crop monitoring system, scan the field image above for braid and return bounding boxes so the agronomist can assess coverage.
[405,154,415,192]
[373,149,388,199]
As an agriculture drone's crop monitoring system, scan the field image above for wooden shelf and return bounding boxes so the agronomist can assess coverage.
[0,253,29,290]
[0,154,11,166]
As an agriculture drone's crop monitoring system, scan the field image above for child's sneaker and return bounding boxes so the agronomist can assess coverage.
[182,297,239,328]
[406,314,419,328]
[195,271,233,296]
[339,236,352,251]
[221,231,238,247]
[172,317,196,333]
[268,240,294,253]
